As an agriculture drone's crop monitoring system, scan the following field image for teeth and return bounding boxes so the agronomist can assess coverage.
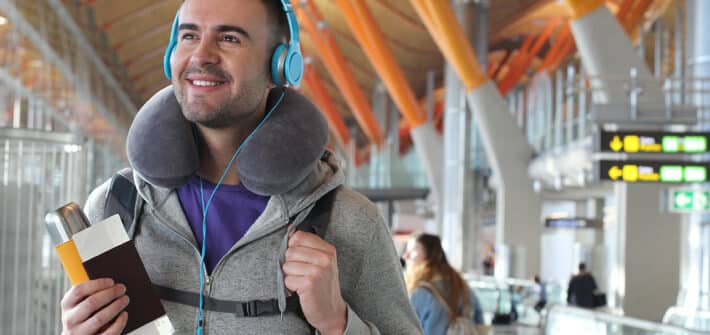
[192,80,221,87]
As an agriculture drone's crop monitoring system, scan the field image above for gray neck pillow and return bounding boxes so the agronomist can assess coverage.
[126,86,329,195]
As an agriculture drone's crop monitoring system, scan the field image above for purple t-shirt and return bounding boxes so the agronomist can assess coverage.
[176,176,269,274]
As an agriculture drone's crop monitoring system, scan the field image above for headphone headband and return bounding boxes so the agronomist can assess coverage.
[280,0,299,46]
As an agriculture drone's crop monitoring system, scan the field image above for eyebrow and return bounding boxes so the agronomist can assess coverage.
[178,23,251,41]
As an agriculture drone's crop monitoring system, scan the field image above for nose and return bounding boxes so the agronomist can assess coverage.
[189,38,220,67]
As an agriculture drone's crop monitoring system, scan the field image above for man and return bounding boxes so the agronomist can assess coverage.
[59,0,422,334]
[567,263,598,309]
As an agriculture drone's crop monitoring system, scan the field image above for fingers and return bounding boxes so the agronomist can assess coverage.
[283,273,318,293]
[284,246,334,267]
[288,231,335,254]
[99,311,128,335]
[75,295,130,335]
[61,278,115,310]
[283,259,324,278]
[64,283,127,328]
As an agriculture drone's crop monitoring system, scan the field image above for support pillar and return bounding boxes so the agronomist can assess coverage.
[615,183,681,321]
[564,0,664,106]
[442,63,469,268]
[441,0,488,272]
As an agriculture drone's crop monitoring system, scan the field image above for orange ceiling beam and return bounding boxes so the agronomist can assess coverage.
[295,2,384,147]
[623,0,654,33]
[496,33,535,91]
[334,0,426,128]
[303,63,351,150]
[410,0,488,91]
[539,23,572,71]
[498,17,561,94]
[491,49,513,80]
[615,0,636,23]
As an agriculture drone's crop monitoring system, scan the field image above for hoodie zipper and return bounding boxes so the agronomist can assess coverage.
[148,206,212,331]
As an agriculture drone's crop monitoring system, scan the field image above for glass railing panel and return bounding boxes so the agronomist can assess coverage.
[464,274,566,326]
[663,307,710,332]
[546,306,708,335]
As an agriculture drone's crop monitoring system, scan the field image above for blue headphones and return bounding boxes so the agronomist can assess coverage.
[162,0,303,87]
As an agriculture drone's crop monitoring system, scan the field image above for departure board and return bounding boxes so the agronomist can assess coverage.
[600,130,710,154]
[599,160,709,183]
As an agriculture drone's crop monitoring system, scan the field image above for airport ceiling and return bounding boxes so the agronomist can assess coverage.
[66,0,659,122]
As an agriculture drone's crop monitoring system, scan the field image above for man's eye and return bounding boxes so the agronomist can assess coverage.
[222,35,241,44]
[181,33,196,40]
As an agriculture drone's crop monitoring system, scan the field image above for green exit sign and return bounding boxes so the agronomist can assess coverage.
[670,189,710,213]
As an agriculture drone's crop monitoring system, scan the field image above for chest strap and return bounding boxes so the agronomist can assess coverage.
[153,284,305,318]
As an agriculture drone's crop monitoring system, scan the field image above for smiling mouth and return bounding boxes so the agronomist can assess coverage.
[188,79,227,87]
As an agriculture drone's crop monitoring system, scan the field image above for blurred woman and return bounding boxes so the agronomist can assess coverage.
[403,233,484,335]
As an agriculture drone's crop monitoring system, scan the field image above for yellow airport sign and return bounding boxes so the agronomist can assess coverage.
[601,130,710,154]
[600,160,710,183]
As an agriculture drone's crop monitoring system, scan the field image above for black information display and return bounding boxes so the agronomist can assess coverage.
[598,160,710,183]
[599,130,710,154]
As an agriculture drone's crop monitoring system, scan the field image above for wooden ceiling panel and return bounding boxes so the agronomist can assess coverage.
[127,56,163,79]
[118,33,168,63]
[92,0,178,30]
[105,4,179,49]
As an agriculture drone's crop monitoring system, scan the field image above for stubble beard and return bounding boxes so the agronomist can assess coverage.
[174,74,268,130]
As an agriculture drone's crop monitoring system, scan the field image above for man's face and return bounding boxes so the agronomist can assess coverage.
[171,0,273,128]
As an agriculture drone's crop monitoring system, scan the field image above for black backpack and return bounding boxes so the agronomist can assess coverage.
[103,168,338,332]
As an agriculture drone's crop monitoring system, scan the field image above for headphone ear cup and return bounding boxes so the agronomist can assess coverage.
[284,47,303,86]
[271,43,288,86]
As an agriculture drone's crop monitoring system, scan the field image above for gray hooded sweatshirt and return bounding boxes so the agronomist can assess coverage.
[83,152,423,334]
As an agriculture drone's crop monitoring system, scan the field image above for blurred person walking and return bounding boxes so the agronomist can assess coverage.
[403,233,486,335]
[567,263,598,308]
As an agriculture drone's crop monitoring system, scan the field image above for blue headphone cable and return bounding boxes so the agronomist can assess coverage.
[195,89,286,335]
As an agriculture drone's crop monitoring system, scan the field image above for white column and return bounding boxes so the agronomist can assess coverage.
[615,183,681,321]
[467,82,542,278]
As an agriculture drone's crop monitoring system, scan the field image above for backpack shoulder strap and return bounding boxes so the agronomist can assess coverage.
[103,167,142,237]
[293,186,340,238]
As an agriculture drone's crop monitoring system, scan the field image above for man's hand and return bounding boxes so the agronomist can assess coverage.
[283,231,347,335]
[61,278,129,335]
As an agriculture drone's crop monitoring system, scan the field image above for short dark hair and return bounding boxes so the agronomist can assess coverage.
[180,1,289,51]
[579,263,587,272]
[261,0,289,51]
